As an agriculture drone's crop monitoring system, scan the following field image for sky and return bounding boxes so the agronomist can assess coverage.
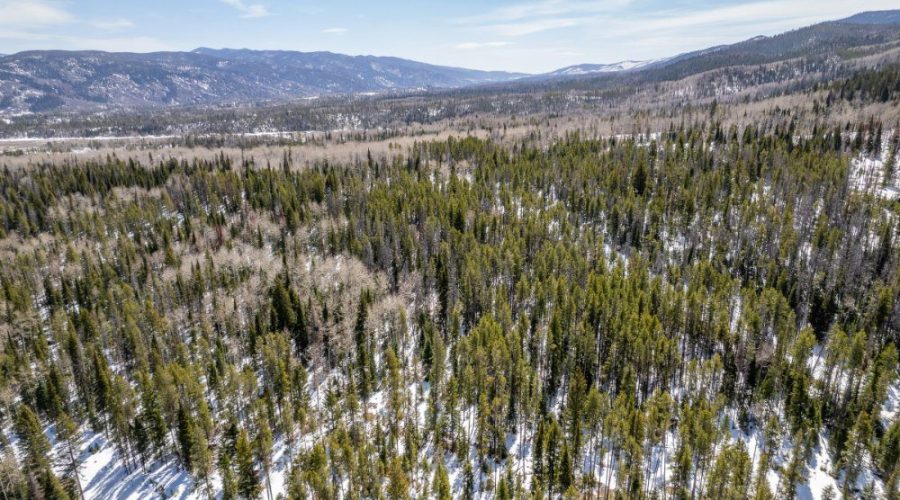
[0,0,899,73]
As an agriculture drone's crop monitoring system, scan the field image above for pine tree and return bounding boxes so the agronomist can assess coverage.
[194,431,213,497]
[753,452,774,500]
[286,462,307,499]
[14,405,70,500]
[387,457,409,499]
[558,443,574,493]
[884,463,899,500]
[496,469,511,500]
[41,469,71,500]
[386,346,404,436]
[779,433,806,500]
[255,418,274,500]
[138,372,168,457]
[841,411,873,496]
[355,289,375,398]
[219,450,238,500]
[14,405,52,475]
[301,443,330,498]
[463,461,475,500]
[880,421,900,478]
[236,429,261,499]
[56,412,86,500]
[433,460,451,500]
[176,404,197,472]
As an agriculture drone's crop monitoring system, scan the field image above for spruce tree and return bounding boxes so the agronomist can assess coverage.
[176,404,196,472]
[236,429,261,499]
[433,460,451,500]
[56,412,85,500]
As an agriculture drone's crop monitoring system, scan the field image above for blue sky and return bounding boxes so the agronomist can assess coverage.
[0,0,898,73]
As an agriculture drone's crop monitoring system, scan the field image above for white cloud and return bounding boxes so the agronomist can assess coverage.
[457,0,631,38]
[0,0,72,27]
[0,1,170,55]
[220,0,269,18]
[553,49,584,57]
[492,18,580,36]
[625,1,829,33]
[572,0,900,44]
[447,0,900,72]
[321,28,348,34]
[454,41,512,50]
[0,30,173,53]
[92,18,135,31]
[59,35,173,53]
[0,28,53,42]
[458,0,900,48]
[459,0,632,24]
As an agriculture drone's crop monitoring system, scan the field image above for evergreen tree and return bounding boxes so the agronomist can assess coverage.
[433,460,451,500]
[255,419,274,500]
[236,429,261,499]
[56,412,86,500]
[176,404,197,472]
[14,405,52,476]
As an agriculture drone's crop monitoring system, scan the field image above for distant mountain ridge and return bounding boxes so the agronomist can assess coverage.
[839,10,900,25]
[511,9,900,90]
[542,59,665,77]
[0,49,525,114]
[191,48,523,86]
[1,9,900,114]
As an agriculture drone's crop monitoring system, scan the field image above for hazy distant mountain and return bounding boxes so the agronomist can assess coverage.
[192,48,524,89]
[0,49,525,114]
[524,10,900,90]
[839,10,900,25]
[542,59,665,77]
[2,10,900,115]
[646,12,900,80]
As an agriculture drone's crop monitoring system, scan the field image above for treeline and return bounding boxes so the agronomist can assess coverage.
[826,64,900,104]
[0,122,898,499]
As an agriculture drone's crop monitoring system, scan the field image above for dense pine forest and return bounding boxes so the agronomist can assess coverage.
[0,113,898,499]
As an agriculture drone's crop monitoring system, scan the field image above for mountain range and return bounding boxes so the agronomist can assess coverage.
[0,49,526,114]
[1,10,899,114]
[541,59,667,78]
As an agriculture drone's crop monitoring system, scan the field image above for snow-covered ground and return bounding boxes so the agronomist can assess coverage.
[546,58,671,77]
[848,134,900,200]
[78,432,194,499]
[8,133,899,499]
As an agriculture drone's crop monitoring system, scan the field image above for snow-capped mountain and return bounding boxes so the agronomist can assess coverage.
[545,59,663,77]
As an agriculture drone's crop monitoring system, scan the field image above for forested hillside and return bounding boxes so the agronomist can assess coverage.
[0,112,898,499]
[0,49,525,115]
